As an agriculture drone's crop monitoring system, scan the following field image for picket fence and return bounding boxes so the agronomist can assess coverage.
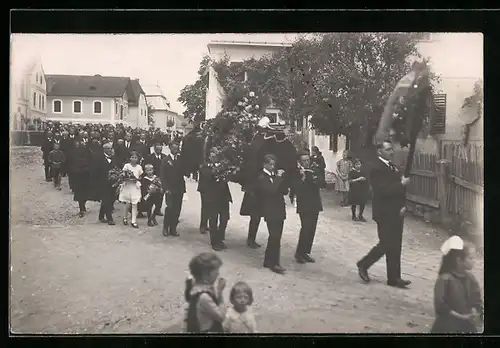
[394,142,484,226]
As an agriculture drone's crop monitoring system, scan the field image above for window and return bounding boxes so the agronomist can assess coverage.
[430,93,447,135]
[35,73,38,83]
[266,112,278,124]
[53,100,62,113]
[116,102,119,115]
[120,105,124,120]
[33,92,37,107]
[20,84,24,97]
[73,100,82,114]
[38,94,42,110]
[93,101,102,114]
[329,134,338,152]
[42,96,45,111]
[40,74,43,84]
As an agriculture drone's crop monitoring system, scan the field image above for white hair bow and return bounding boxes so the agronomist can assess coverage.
[440,235,464,256]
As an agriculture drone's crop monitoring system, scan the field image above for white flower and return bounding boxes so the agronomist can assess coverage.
[249,91,255,97]
[255,105,259,109]
[237,101,243,106]
[245,105,252,111]
[413,84,418,88]
[243,97,248,102]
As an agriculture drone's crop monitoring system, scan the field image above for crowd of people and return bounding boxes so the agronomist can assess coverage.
[38,121,483,334]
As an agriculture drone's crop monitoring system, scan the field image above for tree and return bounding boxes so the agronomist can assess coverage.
[177,54,210,123]
[309,33,439,149]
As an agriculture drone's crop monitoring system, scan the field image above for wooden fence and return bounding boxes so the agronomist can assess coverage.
[394,142,484,226]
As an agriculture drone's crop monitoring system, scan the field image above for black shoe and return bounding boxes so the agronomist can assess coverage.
[212,244,224,251]
[219,241,227,250]
[269,265,285,274]
[108,220,115,225]
[387,279,411,289]
[358,216,367,222]
[295,255,306,264]
[352,216,359,221]
[147,220,154,227]
[303,254,316,263]
[163,228,170,237]
[78,211,85,218]
[46,178,52,182]
[131,223,139,229]
[357,264,370,283]
[152,218,158,226]
[99,218,108,223]
[155,212,164,217]
[57,187,62,191]
[199,226,208,234]
[247,241,261,249]
[170,228,179,237]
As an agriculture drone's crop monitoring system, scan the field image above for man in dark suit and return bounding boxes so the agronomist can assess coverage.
[160,141,186,237]
[256,154,288,274]
[145,143,166,216]
[198,158,233,251]
[92,142,120,225]
[196,163,210,235]
[293,151,323,264]
[356,140,412,289]
[41,133,54,181]
[132,132,150,165]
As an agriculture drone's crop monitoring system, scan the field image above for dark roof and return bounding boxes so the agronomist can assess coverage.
[46,74,131,98]
[128,79,145,106]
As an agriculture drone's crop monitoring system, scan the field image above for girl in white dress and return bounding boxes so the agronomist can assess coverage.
[223,281,257,333]
[119,151,143,228]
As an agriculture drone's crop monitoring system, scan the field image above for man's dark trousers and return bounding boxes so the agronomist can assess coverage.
[163,193,184,233]
[208,200,229,246]
[99,187,115,222]
[357,216,404,283]
[296,212,319,256]
[264,219,284,267]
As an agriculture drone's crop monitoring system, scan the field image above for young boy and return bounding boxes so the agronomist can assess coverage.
[140,164,163,226]
[48,142,66,190]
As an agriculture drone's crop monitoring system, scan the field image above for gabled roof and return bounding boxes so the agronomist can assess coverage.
[145,95,170,111]
[46,74,131,98]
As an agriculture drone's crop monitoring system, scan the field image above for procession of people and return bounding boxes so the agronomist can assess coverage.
[39,118,483,334]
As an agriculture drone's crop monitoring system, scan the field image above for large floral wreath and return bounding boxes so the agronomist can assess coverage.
[200,88,265,182]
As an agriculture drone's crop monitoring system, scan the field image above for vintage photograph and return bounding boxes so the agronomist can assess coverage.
[10,33,483,334]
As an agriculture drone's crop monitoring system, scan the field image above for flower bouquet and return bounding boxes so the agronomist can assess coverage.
[108,167,122,188]
[144,177,163,201]
[121,168,138,182]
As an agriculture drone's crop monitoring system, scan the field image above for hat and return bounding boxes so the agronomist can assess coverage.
[440,235,464,256]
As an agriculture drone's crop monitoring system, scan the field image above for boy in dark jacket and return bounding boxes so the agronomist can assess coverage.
[48,142,66,190]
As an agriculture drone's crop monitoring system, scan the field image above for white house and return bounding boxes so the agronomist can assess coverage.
[143,84,185,132]
[46,74,132,125]
[128,79,149,129]
[205,40,292,121]
[10,56,47,130]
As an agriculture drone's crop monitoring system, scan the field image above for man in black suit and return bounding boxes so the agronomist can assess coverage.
[92,142,120,225]
[41,133,54,181]
[293,151,323,264]
[356,140,412,289]
[198,157,232,251]
[256,154,288,274]
[132,132,150,165]
[196,163,210,235]
[145,143,166,216]
[160,141,186,237]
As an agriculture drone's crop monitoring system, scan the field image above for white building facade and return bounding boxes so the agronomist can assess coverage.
[10,57,47,130]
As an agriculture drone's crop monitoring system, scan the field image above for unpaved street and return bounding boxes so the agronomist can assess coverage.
[10,147,483,334]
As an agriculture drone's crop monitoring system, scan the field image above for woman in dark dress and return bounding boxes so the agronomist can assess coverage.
[311,146,326,188]
[348,158,369,222]
[70,140,93,217]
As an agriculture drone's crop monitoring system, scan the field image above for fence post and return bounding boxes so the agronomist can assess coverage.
[436,159,451,224]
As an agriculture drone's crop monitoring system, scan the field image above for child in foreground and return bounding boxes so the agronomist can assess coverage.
[223,281,257,333]
[184,252,227,333]
[431,235,483,333]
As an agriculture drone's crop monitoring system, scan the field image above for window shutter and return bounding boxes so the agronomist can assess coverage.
[329,134,338,152]
[430,93,446,135]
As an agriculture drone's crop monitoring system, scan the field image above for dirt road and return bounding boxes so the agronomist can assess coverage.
[9,147,483,334]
